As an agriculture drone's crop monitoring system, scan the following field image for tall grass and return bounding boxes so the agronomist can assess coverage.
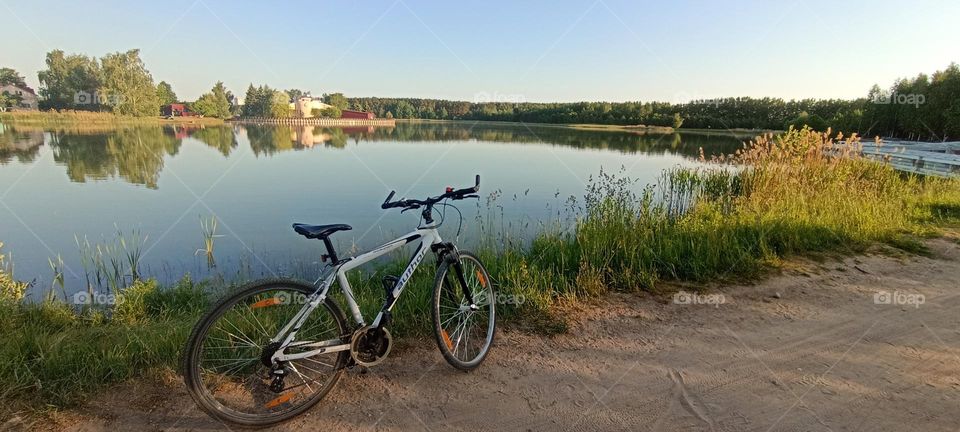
[1,127,959,414]
[0,110,223,126]
[503,128,960,298]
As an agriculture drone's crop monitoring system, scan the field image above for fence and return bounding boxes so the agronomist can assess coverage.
[859,142,960,178]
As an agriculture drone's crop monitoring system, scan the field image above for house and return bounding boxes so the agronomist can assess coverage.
[0,84,38,110]
[161,103,195,117]
[341,109,375,120]
[291,96,333,118]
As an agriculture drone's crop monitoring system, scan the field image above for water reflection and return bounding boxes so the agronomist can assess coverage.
[1,122,744,189]
[0,124,43,164]
[50,127,181,188]
[1,120,752,291]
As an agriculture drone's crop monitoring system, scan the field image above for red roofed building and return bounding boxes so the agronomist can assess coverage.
[340,109,375,120]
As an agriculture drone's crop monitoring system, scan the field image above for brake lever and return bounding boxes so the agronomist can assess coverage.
[400,205,420,213]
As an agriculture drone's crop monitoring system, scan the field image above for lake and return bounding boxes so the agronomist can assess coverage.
[0,121,745,298]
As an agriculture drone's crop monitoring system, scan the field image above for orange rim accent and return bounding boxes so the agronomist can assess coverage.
[441,329,453,350]
[264,393,293,408]
[250,297,281,309]
[476,270,486,287]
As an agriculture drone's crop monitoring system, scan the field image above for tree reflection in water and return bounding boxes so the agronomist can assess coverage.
[1,122,746,188]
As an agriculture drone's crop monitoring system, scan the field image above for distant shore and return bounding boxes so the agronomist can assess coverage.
[396,118,779,138]
[0,111,842,142]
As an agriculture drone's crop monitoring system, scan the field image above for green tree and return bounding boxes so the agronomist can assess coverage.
[785,111,827,131]
[392,100,415,118]
[317,106,341,118]
[270,90,291,118]
[192,82,232,118]
[671,113,684,129]
[0,90,23,109]
[241,84,260,117]
[156,81,177,106]
[241,84,283,117]
[0,68,27,87]
[99,49,159,116]
[286,88,309,101]
[37,50,102,110]
[323,92,348,110]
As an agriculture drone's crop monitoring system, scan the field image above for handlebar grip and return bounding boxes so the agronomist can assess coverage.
[473,174,480,192]
[381,190,396,209]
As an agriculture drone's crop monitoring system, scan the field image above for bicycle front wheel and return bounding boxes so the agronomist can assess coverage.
[182,279,349,427]
[432,250,496,370]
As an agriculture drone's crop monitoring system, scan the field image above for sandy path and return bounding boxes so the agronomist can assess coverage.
[22,239,960,431]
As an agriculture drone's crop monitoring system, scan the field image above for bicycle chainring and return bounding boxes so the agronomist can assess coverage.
[349,325,393,367]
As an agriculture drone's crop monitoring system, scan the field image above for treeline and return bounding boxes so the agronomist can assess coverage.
[8,49,960,140]
[864,64,960,140]
[347,63,960,140]
[36,49,161,116]
[17,49,240,119]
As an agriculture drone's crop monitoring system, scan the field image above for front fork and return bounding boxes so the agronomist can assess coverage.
[431,242,477,306]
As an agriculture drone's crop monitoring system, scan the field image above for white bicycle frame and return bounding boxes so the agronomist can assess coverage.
[270,226,444,363]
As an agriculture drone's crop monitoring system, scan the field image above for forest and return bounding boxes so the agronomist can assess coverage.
[347,63,960,141]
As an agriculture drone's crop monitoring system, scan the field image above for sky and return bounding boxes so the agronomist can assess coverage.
[1,0,958,103]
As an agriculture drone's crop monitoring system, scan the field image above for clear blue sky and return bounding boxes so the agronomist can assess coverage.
[2,0,957,103]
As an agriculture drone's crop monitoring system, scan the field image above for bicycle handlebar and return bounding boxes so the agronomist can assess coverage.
[381,175,480,210]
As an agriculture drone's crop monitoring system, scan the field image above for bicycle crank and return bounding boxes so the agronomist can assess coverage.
[349,325,393,367]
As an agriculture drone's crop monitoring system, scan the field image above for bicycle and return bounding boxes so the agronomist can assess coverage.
[182,175,495,426]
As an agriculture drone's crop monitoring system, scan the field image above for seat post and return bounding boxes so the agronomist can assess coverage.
[322,236,340,263]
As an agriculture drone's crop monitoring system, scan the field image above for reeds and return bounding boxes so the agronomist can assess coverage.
[197,215,222,268]
[47,254,67,302]
[74,228,148,295]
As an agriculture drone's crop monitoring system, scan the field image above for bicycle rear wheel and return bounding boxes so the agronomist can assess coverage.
[182,279,349,426]
[431,250,496,370]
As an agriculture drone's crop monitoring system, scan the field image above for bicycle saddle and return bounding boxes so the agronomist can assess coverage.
[292,223,352,240]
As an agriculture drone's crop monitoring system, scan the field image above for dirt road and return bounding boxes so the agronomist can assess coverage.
[29,239,960,431]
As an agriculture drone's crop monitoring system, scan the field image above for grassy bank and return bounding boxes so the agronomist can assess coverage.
[2,127,959,414]
[0,110,224,126]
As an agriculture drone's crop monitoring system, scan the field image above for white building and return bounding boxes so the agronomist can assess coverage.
[291,96,333,118]
[0,84,39,110]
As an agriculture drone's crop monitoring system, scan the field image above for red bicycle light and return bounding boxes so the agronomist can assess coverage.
[446,187,453,193]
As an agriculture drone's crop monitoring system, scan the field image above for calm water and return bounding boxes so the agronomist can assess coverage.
[0,121,744,297]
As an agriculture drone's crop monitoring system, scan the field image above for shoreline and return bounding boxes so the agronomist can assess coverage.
[396,118,780,138]
[0,110,224,127]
